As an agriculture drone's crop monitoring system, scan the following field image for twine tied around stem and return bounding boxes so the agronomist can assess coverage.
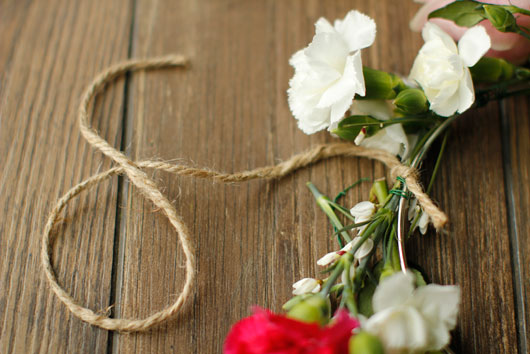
[41,55,448,332]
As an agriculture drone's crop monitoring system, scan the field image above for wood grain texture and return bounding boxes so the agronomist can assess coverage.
[0,0,528,353]
[503,96,530,353]
[0,0,132,352]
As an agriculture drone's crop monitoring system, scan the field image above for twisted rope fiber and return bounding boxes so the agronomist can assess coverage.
[41,55,448,333]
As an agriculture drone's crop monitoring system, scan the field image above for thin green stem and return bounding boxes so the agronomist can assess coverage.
[517,28,530,41]
[320,261,345,295]
[333,178,370,204]
[426,130,450,195]
[505,5,530,16]
[338,116,437,131]
[308,182,352,245]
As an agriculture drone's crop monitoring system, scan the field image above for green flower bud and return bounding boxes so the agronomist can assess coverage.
[349,332,385,354]
[483,5,518,32]
[286,294,330,325]
[393,88,429,114]
[363,67,406,100]
[470,57,515,83]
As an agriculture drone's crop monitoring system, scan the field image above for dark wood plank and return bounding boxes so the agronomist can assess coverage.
[115,0,521,353]
[503,96,530,353]
[407,104,519,353]
[0,0,132,352]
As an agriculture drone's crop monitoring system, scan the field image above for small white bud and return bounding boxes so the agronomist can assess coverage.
[317,252,340,266]
[292,278,321,295]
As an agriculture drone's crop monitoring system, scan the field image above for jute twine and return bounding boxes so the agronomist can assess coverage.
[41,55,448,333]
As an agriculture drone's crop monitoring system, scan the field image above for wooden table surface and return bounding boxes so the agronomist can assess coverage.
[1,0,529,353]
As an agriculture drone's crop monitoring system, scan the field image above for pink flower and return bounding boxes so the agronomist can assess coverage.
[410,0,530,64]
[223,308,360,354]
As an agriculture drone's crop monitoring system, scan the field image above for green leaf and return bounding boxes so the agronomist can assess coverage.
[428,0,486,27]
[332,115,382,141]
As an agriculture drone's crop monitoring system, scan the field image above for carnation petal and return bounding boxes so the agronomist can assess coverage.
[430,90,460,117]
[334,10,376,51]
[372,272,415,312]
[422,22,457,53]
[360,130,402,157]
[329,92,355,125]
[351,99,392,120]
[457,67,475,114]
[364,306,429,351]
[317,53,358,110]
[414,284,461,331]
[315,17,335,34]
[413,284,461,350]
[305,32,349,73]
[458,25,491,67]
[352,50,366,96]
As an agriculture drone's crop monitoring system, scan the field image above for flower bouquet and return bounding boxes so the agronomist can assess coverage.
[224,2,530,353]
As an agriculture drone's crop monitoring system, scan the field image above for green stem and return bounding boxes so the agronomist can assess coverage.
[426,130,449,195]
[371,178,389,205]
[333,178,370,204]
[385,218,398,261]
[320,261,345,295]
[517,28,530,41]
[505,5,530,17]
[308,182,352,245]
[337,116,437,131]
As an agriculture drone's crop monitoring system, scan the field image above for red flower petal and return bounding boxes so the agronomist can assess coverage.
[223,308,360,354]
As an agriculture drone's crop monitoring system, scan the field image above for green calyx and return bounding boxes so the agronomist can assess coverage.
[286,294,331,325]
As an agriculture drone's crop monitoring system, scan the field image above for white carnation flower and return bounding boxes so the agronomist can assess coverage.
[288,10,376,134]
[364,272,460,353]
[292,278,321,295]
[409,23,491,117]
